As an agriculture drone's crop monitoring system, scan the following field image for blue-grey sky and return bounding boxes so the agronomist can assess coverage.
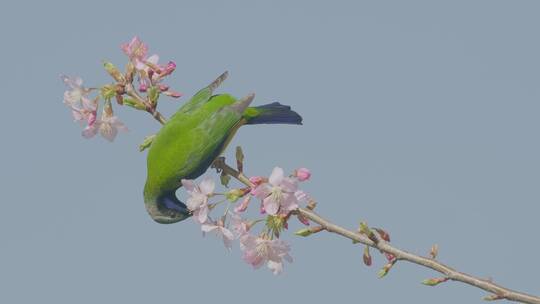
[1,0,539,303]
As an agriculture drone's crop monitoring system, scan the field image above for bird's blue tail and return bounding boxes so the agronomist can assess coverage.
[245,102,303,125]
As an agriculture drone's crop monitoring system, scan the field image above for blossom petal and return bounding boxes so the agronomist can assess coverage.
[197,205,209,223]
[267,260,284,275]
[263,196,279,215]
[186,194,203,210]
[82,125,97,139]
[99,122,118,142]
[199,177,215,196]
[280,177,298,193]
[146,54,159,65]
[181,179,195,192]
[81,97,97,111]
[220,227,235,242]
[252,184,270,199]
[201,223,218,233]
[268,167,284,186]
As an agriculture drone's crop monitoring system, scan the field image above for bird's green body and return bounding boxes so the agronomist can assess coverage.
[143,72,302,223]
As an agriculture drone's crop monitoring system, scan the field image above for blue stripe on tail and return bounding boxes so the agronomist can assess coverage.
[247,102,303,125]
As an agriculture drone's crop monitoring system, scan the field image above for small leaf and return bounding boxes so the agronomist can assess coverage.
[220,173,231,187]
[139,134,156,152]
[225,189,244,203]
[359,222,370,235]
[359,222,377,243]
[429,244,439,259]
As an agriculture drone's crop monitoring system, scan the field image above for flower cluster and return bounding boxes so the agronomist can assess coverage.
[181,166,312,274]
[61,36,181,141]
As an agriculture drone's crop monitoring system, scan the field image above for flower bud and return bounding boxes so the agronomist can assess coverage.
[158,84,169,92]
[125,62,135,83]
[103,61,125,82]
[226,188,244,202]
[139,83,148,92]
[148,86,160,104]
[161,61,176,77]
[373,228,391,242]
[483,294,504,301]
[236,146,245,172]
[421,277,448,286]
[294,168,311,181]
[378,258,397,278]
[297,213,310,225]
[295,228,313,237]
[295,226,323,237]
[363,246,372,266]
[163,90,182,98]
[249,176,264,185]
[384,253,396,262]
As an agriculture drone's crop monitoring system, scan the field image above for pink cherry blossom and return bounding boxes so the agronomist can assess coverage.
[181,177,215,224]
[161,61,176,77]
[230,213,252,249]
[61,75,91,110]
[82,114,128,142]
[241,234,293,275]
[121,36,149,70]
[201,219,235,250]
[230,213,250,237]
[294,167,311,182]
[61,75,98,131]
[61,75,88,105]
[69,96,97,125]
[252,167,299,215]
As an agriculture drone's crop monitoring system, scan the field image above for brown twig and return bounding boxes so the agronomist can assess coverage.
[214,159,540,304]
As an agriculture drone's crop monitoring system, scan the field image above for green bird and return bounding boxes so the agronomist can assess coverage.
[143,72,303,224]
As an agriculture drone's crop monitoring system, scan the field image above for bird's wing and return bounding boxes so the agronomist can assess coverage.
[192,93,255,153]
[174,71,229,116]
[178,93,256,179]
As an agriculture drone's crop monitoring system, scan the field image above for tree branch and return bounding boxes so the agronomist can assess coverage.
[213,159,540,304]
